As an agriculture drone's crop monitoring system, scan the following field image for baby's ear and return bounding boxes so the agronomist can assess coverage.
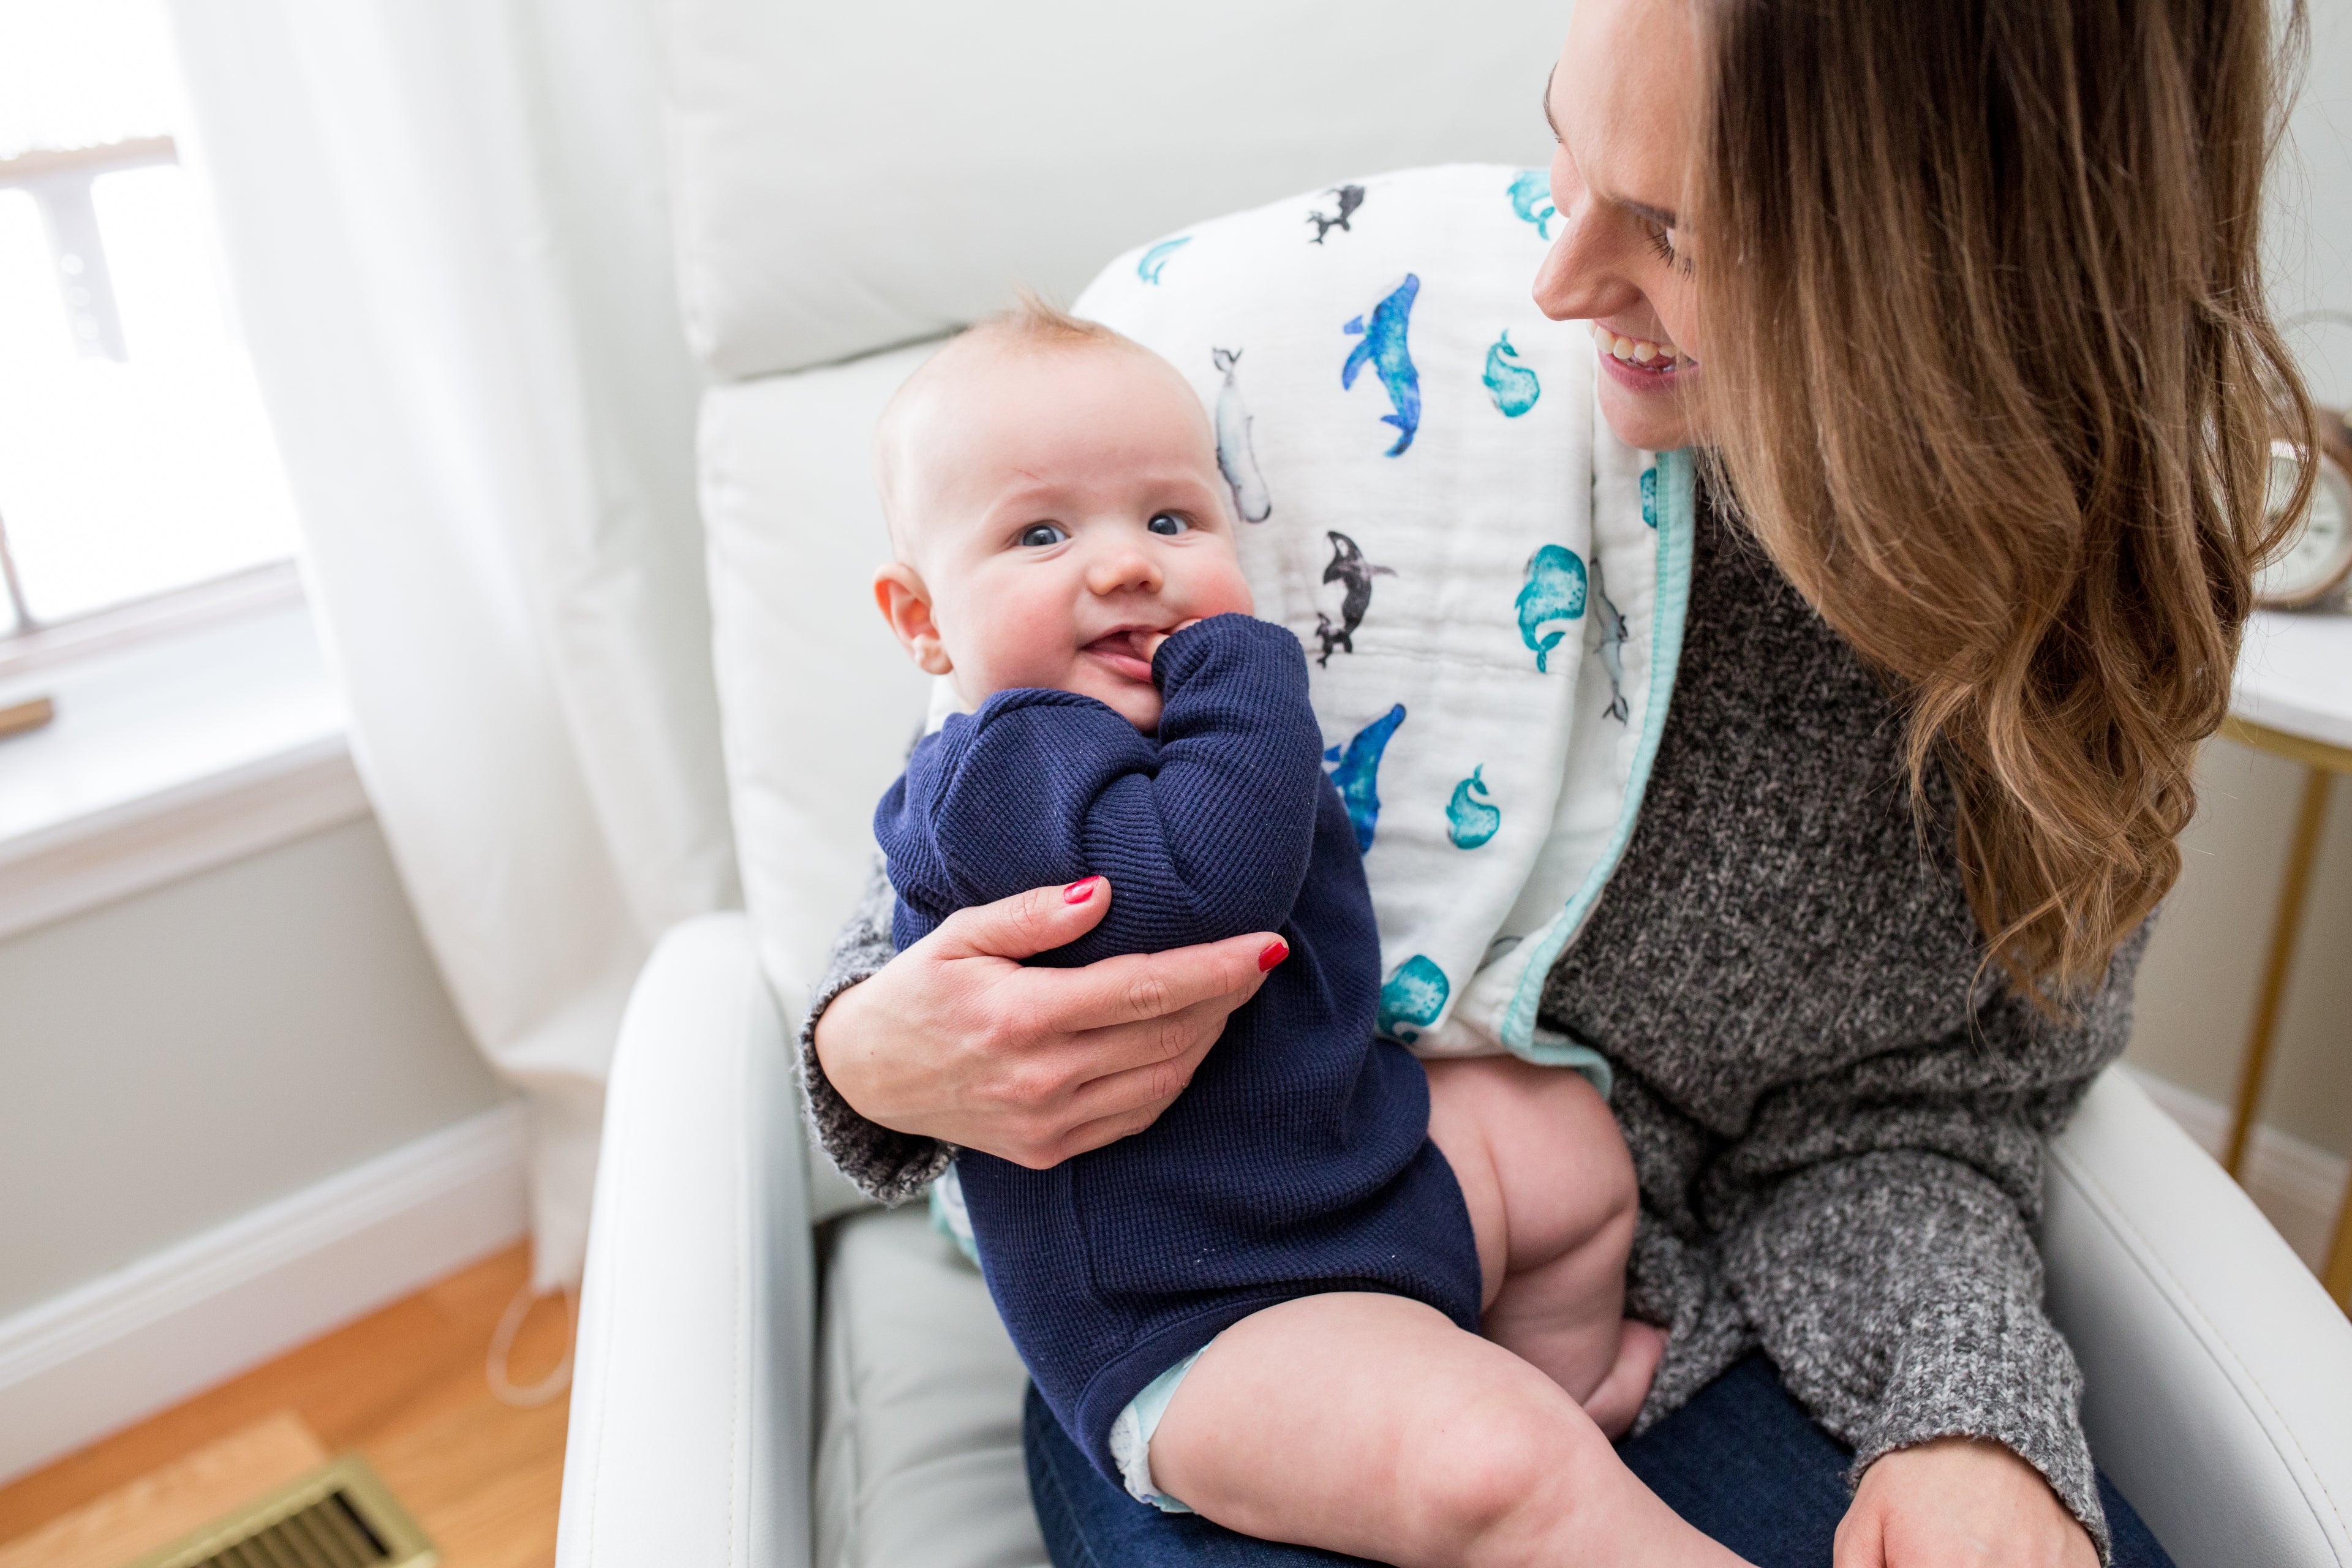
[873,564,953,676]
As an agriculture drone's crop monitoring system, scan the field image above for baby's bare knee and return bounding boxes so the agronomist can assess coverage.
[1400,1388,1602,1554]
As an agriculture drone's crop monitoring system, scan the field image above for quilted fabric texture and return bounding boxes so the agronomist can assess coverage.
[1074,164,1684,1058]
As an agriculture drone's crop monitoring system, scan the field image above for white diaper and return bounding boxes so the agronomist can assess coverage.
[1107,1345,1213,1514]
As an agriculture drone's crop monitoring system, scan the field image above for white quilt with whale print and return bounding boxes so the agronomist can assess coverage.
[1068,164,1696,1071]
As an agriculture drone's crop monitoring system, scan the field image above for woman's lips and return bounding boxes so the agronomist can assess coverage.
[1082,630,1157,684]
[1591,321,1696,396]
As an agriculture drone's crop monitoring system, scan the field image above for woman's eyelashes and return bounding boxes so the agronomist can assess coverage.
[1017,522,1069,548]
[1642,221,1694,275]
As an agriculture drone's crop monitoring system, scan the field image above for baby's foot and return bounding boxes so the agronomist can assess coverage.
[1581,1319,1666,1440]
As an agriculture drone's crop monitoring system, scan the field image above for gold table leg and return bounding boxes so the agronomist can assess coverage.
[2222,766,2334,1178]
[2329,1170,2352,1310]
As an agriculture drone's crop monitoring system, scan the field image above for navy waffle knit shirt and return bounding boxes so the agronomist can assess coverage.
[875,612,1481,1485]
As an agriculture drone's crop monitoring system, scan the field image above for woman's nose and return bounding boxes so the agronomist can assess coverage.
[1087,545,1163,597]
[1532,197,1643,325]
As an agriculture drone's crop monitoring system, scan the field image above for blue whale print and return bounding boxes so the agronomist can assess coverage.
[1482,330,1540,417]
[1517,545,1588,673]
[1377,954,1450,1046]
[1447,766,1501,848]
[1508,170,1556,239]
[1137,236,1190,284]
[1342,275,1422,457]
[1324,703,1406,853]
[1588,556,1630,723]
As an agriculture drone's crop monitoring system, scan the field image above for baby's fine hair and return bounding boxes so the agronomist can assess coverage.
[976,287,1129,353]
[873,288,1146,552]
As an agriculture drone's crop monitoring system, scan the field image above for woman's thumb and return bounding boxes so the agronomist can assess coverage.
[934,876,1112,961]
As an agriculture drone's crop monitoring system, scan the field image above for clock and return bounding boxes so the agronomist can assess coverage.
[2256,408,2352,609]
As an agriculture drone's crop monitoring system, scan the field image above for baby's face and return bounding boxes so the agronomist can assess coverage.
[880,344,1254,731]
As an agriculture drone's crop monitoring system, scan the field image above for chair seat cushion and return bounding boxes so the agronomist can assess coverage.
[816,1207,1046,1568]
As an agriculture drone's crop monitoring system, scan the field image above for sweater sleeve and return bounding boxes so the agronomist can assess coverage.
[1719,1139,2108,1558]
[922,613,1328,959]
[1691,976,2134,1564]
[792,853,954,1205]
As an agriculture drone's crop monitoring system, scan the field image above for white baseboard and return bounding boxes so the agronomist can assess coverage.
[2125,1066,2347,1270]
[0,1100,529,1485]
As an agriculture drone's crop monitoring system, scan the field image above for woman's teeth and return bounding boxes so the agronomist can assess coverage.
[1590,322,1687,369]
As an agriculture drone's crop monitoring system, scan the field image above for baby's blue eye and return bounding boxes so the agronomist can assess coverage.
[1019,524,1069,548]
[1147,512,1189,537]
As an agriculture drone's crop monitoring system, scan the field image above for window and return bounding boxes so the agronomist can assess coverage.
[0,0,301,648]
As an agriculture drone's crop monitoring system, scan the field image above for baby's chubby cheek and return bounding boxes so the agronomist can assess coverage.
[949,604,1071,701]
[1172,540,1255,620]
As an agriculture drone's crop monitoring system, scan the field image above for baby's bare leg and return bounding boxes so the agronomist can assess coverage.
[1425,1056,1661,1434]
[1146,1293,1738,1567]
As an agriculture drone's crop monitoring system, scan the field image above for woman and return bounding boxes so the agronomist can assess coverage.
[802,0,2312,1562]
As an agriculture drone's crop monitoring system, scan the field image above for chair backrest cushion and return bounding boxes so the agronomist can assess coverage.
[660,0,1576,380]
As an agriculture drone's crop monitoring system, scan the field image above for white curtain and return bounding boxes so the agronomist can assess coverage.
[167,0,737,1290]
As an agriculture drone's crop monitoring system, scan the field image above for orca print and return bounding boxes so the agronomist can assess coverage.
[1307,184,1366,244]
[1313,530,1395,666]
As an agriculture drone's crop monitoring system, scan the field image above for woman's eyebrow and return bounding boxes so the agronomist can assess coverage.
[1539,64,1676,227]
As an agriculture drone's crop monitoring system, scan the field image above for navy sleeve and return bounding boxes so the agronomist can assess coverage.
[921,614,1327,961]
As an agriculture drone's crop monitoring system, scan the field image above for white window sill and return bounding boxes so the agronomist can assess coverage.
[0,597,364,942]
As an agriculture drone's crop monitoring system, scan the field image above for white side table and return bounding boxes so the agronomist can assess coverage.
[2223,607,2352,1308]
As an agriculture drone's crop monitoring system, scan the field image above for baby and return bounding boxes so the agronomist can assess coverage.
[869,298,1722,1566]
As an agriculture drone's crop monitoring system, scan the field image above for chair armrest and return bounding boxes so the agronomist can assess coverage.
[2043,1065,2352,1568]
[557,913,816,1568]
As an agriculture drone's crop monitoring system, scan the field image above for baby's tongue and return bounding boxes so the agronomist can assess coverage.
[1085,630,1154,679]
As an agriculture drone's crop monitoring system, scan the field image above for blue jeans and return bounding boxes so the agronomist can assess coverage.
[1025,1354,2178,1567]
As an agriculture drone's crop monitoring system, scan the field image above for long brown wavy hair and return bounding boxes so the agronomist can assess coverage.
[1692,0,2316,1003]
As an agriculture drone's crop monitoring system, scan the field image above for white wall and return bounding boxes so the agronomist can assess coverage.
[2272,0,2352,405]
[0,815,505,1319]
[2128,736,2352,1162]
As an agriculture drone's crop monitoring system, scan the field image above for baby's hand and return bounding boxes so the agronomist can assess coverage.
[1139,619,1204,663]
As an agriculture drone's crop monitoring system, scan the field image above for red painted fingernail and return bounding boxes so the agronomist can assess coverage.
[1063,876,1102,904]
[1258,938,1289,972]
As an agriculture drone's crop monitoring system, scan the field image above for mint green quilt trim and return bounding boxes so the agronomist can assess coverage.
[1500,447,1696,1053]
[1515,1031,1614,1099]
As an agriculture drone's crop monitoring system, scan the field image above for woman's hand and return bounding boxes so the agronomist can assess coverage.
[1838,1437,2098,1568]
[813,876,1283,1168]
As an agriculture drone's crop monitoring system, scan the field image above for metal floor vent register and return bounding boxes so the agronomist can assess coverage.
[123,1453,437,1568]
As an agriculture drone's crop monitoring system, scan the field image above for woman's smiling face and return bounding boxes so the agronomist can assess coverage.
[1532,0,1709,453]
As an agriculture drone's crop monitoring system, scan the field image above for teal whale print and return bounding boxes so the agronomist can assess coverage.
[1211,349,1272,522]
[1324,704,1406,853]
[1342,274,1421,457]
[1508,170,1556,239]
[1641,466,1657,528]
[1483,331,1540,417]
[1377,954,1450,1046]
[1517,545,1588,672]
[1588,556,1629,723]
[1137,236,1190,284]
[1447,766,1501,848]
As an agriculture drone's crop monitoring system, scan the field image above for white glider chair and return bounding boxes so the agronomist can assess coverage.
[553,4,2352,1566]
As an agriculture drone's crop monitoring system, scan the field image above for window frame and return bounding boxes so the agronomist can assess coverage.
[0,133,305,663]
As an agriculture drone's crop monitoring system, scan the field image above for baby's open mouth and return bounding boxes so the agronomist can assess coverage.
[1082,628,1159,684]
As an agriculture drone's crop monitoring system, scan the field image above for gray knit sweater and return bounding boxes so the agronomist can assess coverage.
[794,502,2136,1556]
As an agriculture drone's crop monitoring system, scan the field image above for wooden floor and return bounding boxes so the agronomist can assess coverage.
[0,1245,571,1567]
